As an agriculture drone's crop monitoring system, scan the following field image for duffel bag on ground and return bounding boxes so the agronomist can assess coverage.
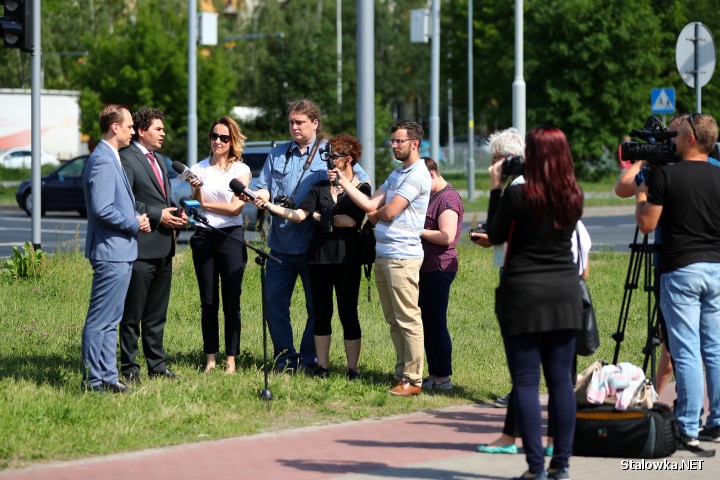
[574,403,677,458]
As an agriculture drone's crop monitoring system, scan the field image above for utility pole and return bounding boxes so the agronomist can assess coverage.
[467,0,475,201]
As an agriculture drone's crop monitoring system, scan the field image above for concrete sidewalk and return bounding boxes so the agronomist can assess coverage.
[1,384,717,480]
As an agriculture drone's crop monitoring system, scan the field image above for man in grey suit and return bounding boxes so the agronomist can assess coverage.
[120,106,186,383]
[82,105,151,393]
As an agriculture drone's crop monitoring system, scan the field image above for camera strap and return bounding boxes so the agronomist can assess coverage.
[285,139,321,202]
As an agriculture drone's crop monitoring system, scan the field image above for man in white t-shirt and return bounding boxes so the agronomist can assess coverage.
[333,121,431,396]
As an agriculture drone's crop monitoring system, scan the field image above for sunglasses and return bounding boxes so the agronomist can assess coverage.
[687,112,700,140]
[209,132,231,144]
[671,113,700,140]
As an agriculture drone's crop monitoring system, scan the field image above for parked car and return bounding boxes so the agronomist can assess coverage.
[238,142,274,233]
[15,154,192,217]
[16,154,88,216]
[1,147,59,169]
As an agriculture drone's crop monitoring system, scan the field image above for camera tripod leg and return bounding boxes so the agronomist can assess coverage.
[256,255,273,408]
[613,226,663,385]
[612,227,645,364]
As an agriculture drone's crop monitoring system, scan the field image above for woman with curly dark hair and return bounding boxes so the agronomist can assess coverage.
[187,116,251,374]
[261,134,370,380]
[486,125,583,480]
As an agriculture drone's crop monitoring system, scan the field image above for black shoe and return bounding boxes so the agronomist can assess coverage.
[347,368,360,381]
[493,393,510,408]
[122,371,142,384]
[149,368,177,380]
[103,381,131,394]
[699,425,720,443]
[313,366,329,379]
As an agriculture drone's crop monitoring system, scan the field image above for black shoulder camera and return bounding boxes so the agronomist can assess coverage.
[501,156,525,176]
[319,143,340,186]
[620,116,677,165]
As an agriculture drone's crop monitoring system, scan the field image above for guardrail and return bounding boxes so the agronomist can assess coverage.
[438,146,493,175]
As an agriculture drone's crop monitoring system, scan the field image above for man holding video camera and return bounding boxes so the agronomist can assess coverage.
[635,112,720,448]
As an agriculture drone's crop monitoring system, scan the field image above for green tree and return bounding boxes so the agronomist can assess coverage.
[442,0,720,177]
[77,1,232,163]
[0,0,126,90]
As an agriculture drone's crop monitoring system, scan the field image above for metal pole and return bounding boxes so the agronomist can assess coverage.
[467,0,475,201]
[31,0,41,249]
[447,76,454,169]
[429,0,440,162]
[694,22,701,113]
[512,0,526,137]
[336,0,342,115]
[187,0,198,166]
[357,0,375,185]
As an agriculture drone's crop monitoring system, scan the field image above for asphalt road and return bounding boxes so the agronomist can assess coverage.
[0,205,647,260]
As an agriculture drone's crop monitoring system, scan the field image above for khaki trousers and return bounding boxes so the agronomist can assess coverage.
[375,257,424,385]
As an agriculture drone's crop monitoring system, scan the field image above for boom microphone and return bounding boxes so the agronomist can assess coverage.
[172,161,204,187]
[180,197,208,224]
[229,179,267,207]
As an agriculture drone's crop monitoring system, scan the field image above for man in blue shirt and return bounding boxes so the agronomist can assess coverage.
[253,98,367,373]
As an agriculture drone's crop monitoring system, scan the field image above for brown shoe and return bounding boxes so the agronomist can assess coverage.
[389,380,421,396]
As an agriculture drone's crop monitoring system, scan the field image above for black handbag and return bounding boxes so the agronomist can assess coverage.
[358,218,376,301]
[575,228,600,356]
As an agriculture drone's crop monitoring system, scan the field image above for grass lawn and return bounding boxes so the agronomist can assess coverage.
[0,239,652,470]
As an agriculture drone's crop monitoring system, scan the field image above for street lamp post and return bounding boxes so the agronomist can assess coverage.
[187,0,198,166]
[467,0,475,201]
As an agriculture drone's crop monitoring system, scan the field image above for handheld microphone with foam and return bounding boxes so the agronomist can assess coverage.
[229,179,268,206]
[180,197,208,224]
[172,161,204,187]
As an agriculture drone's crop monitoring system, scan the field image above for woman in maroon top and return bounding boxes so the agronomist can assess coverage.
[419,158,464,390]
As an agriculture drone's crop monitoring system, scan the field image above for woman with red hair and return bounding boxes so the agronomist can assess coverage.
[486,125,583,480]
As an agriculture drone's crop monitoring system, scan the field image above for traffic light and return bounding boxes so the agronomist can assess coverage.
[0,0,33,52]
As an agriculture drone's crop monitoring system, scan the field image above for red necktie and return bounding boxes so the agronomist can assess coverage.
[146,152,166,197]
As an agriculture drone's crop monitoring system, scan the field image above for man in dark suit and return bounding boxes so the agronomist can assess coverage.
[82,105,151,393]
[120,106,187,383]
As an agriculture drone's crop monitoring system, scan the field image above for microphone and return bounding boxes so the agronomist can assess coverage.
[180,197,208,224]
[229,179,267,207]
[172,161,204,187]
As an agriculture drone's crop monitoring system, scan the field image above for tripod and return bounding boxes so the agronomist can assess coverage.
[187,210,280,409]
[611,225,662,385]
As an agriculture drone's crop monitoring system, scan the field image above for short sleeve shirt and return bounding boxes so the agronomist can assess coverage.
[421,185,464,273]
[647,160,720,272]
[190,159,250,229]
[256,139,329,254]
[375,160,431,259]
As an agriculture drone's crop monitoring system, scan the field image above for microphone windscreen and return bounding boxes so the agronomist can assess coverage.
[171,161,187,174]
[229,178,244,195]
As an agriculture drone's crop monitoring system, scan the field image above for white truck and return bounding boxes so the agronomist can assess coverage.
[0,88,83,162]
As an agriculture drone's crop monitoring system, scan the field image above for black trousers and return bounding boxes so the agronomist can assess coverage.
[308,263,362,340]
[120,255,173,375]
[190,225,247,356]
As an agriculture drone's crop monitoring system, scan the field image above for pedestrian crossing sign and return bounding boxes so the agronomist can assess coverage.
[651,88,675,114]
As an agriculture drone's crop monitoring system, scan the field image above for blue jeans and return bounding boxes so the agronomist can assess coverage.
[419,270,456,377]
[265,250,316,369]
[660,262,720,437]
